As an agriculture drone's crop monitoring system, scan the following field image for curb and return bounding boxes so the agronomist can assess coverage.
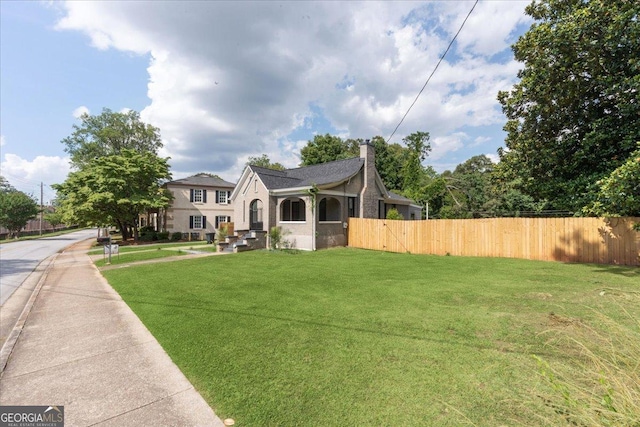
[0,253,59,377]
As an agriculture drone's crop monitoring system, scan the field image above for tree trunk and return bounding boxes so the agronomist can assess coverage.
[117,219,129,241]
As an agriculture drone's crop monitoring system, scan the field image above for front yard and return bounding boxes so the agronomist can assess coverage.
[102,248,639,426]
[89,241,215,267]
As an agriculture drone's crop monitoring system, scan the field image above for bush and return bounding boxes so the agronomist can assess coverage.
[386,208,404,220]
[140,225,155,233]
[268,226,291,250]
[171,232,183,241]
[157,231,170,241]
[139,232,156,242]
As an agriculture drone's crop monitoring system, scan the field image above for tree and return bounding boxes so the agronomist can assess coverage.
[246,154,286,171]
[585,144,640,217]
[300,134,358,166]
[497,0,640,212]
[62,108,163,169]
[0,176,15,193]
[44,210,66,229]
[0,180,39,238]
[401,131,431,201]
[53,149,172,242]
[370,136,405,191]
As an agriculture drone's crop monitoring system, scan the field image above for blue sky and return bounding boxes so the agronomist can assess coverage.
[1,1,532,202]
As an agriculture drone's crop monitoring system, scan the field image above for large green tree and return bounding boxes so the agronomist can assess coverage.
[400,131,431,201]
[0,177,39,238]
[497,0,639,212]
[585,144,640,217]
[53,149,172,242]
[300,134,359,166]
[370,136,406,192]
[62,108,163,169]
[246,154,286,171]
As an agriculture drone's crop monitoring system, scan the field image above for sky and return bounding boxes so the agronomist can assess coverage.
[0,0,532,203]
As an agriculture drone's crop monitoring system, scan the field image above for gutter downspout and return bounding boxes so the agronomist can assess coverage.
[311,192,317,251]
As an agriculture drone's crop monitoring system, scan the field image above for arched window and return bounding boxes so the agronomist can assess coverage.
[250,199,263,230]
[319,197,341,221]
[281,198,306,222]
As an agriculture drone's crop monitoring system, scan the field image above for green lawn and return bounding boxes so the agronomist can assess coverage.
[90,241,216,266]
[88,240,209,255]
[93,248,190,267]
[102,248,640,426]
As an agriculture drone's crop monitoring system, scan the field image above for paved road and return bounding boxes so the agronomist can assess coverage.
[0,229,96,306]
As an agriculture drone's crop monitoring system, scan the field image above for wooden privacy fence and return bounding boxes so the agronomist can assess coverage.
[348,217,640,266]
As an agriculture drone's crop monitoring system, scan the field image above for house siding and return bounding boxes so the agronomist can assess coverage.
[317,223,347,249]
[164,183,233,238]
[276,194,314,250]
[233,173,271,232]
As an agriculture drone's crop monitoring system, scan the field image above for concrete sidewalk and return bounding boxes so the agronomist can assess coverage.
[0,239,225,426]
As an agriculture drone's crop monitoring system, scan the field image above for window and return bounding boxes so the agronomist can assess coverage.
[189,215,206,230]
[190,189,207,203]
[216,190,230,204]
[215,216,231,229]
[319,197,341,221]
[281,198,306,222]
[348,197,357,218]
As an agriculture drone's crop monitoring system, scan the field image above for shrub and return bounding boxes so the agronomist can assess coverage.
[157,231,170,241]
[139,232,156,242]
[386,208,404,220]
[269,226,291,250]
[171,232,183,241]
[140,225,154,232]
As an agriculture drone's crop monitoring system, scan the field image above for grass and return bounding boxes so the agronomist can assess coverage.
[93,248,189,267]
[0,227,87,242]
[92,241,217,266]
[102,248,640,426]
[88,240,209,255]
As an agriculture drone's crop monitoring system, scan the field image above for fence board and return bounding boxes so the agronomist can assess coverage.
[348,217,640,266]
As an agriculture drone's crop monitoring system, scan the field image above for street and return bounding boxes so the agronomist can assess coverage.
[0,229,96,306]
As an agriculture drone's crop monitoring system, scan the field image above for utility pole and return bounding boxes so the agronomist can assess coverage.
[39,181,43,235]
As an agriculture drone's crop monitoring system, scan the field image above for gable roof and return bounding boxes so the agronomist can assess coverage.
[387,191,421,207]
[165,173,235,188]
[250,157,364,190]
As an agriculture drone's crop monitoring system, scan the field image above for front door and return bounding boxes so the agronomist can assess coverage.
[250,199,263,230]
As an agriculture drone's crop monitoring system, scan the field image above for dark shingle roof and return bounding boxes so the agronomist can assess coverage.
[166,173,235,188]
[387,191,415,204]
[251,157,364,190]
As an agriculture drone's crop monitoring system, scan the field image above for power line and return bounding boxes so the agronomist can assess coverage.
[386,0,479,144]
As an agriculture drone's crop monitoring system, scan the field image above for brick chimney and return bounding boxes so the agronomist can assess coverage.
[359,139,378,218]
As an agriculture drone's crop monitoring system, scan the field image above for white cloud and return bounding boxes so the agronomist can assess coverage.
[485,153,500,164]
[72,105,90,119]
[0,154,71,197]
[56,1,531,177]
[0,135,5,147]
[430,132,467,160]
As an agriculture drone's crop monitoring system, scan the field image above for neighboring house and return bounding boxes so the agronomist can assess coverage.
[230,140,421,250]
[160,174,236,238]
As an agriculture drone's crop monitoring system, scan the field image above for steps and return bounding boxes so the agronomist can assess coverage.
[216,230,267,253]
